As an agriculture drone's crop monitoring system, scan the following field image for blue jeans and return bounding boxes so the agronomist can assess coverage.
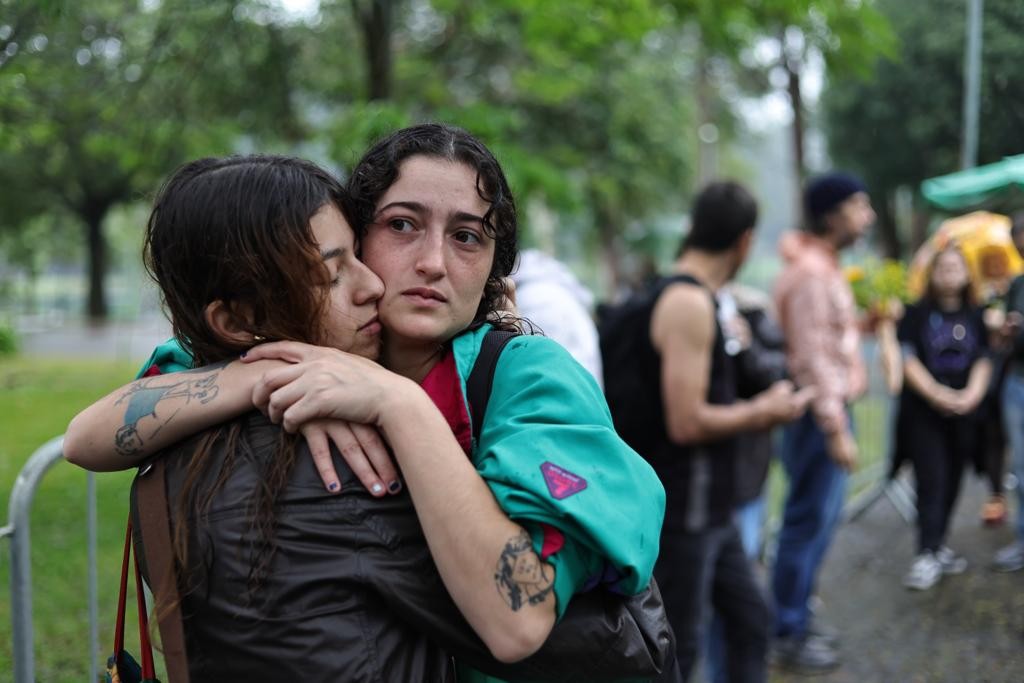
[1001,373,1024,541]
[770,412,848,637]
[705,497,766,683]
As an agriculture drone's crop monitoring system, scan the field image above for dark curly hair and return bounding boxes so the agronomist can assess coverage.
[347,123,518,329]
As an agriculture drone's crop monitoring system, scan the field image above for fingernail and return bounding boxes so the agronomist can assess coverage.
[328,482,339,492]
[240,351,247,358]
[371,483,384,495]
[387,480,402,494]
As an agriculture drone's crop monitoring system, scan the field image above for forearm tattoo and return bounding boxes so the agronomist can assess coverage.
[113,362,228,457]
[494,531,554,611]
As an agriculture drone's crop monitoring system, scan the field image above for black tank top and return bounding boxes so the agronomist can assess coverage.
[643,274,737,531]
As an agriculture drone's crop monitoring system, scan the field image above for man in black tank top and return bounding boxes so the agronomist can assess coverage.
[646,182,814,682]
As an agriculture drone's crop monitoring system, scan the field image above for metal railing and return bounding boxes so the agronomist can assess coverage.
[841,338,916,524]
[1,436,99,683]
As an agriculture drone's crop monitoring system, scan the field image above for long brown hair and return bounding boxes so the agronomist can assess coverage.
[923,243,976,309]
[144,155,348,601]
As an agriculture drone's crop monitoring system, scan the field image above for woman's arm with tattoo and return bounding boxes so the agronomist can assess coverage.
[252,347,558,662]
[64,359,277,471]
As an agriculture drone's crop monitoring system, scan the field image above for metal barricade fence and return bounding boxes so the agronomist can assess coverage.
[1,437,100,683]
[842,337,916,524]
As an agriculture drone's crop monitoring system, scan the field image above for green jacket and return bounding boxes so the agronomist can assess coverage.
[452,325,664,608]
[451,326,664,683]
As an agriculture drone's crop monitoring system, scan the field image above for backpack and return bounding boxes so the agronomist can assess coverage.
[598,274,700,456]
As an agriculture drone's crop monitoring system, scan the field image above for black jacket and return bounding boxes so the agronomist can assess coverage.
[132,412,672,682]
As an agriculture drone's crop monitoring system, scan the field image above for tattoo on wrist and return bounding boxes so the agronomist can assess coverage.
[113,361,228,457]
[494,531,554,611]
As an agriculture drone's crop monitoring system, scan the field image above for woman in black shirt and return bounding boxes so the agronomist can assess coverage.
[896,245,992,591]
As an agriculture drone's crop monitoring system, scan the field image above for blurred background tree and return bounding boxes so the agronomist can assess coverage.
[822,0,1024,258]
[1,0,962,320]
[0,0,302,319]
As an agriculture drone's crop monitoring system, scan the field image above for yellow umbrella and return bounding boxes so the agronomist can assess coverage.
[907,211,1023,302]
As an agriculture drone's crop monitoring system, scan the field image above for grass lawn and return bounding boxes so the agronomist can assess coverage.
[0,355,149,682]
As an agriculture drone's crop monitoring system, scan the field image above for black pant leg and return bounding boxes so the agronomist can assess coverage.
[936,418,973,544]
[909,416,948,553]
[711,526,770,683]
[654,526,717,682]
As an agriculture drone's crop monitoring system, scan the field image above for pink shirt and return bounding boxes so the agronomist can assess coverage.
[774,232,866,435]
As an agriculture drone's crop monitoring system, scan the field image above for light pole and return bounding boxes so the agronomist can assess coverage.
[960,0,983,170]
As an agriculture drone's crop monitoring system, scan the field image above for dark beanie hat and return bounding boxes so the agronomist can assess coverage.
[804,172,867,220]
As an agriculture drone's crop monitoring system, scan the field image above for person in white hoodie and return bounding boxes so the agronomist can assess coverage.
[511,249,603,387]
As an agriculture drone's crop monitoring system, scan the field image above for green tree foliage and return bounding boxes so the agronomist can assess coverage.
[0,0,302,318]
[1,0,902,308]
[303,0,694,291]
[822,0,1024,256]
[669,0,894,187]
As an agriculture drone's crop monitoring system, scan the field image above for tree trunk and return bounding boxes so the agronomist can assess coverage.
[83,205,109,321]
[874,191,903,259]
[786,61,805,224]
[593,201,625,301]
[910,205,930,252]
[353,0,394,101]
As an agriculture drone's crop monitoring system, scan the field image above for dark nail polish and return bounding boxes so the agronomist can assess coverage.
[328,482,339,492]
[240,351,247,358]
[387,480,402,494]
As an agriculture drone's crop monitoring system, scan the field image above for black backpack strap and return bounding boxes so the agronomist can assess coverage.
[661,272,704,293]
[466,329,520,442]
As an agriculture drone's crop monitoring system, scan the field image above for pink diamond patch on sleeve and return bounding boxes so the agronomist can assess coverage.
[540,462,588,500]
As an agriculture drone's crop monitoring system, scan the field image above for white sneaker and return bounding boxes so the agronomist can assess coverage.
[935,546,968,575]
[903,552,942,590]
[992,541,1024,572]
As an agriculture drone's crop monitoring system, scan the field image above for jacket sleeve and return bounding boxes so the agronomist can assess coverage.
[472,335,666,615]
[781,279,849,435]
[135,338,195,378]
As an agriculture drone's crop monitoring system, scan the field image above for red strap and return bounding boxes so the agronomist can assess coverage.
[113,517,156,679]
[134,537,156,679]
[113,518,131,654]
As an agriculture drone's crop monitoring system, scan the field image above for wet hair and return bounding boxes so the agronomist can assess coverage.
[347,123,517,329]
[144,155,350,603]
[145,154,348,365]
[923,244,975,309]
[678,180,758,255]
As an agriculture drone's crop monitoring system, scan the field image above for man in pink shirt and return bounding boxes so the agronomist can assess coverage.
[771,173,875,673]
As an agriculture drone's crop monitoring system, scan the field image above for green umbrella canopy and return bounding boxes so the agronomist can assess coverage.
[921,154,1024,212]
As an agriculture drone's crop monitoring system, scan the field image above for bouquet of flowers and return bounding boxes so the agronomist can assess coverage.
[845,259,909,319]
[846,259,909,394]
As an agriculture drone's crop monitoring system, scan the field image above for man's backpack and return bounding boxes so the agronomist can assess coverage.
[598,274,699,456]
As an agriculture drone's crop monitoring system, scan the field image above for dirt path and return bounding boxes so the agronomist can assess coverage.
[770,475,1024,683]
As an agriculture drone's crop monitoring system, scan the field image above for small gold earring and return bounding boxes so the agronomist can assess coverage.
[253,334,266,343]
